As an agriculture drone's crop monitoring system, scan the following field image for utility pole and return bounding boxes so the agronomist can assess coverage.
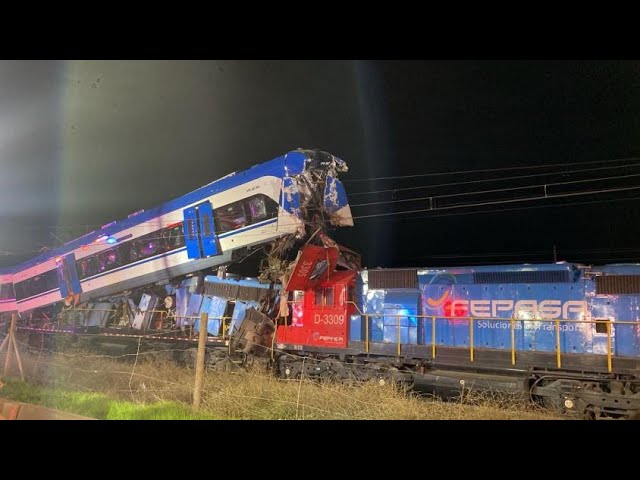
[0,312,24,380]
[193,313,208,410]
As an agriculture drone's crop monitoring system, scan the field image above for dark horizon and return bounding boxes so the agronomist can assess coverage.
[1,60,639,270]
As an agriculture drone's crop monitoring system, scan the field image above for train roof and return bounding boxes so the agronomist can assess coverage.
[415,262,582,275]
[362,263,583,274]
[361,262,640,282]
[10,150,314,273]
[590,264,640,275]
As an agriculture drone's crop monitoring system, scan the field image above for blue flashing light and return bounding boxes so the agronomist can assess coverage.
[106,236,117,244]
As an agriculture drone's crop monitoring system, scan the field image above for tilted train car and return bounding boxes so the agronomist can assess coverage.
[275,262,640,418]
[4,149,353,320]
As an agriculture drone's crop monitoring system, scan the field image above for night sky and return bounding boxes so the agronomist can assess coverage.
[1,60,640,270]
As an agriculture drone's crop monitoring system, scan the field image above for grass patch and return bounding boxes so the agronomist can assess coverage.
[1,348,562,420]
[0,378,217,420]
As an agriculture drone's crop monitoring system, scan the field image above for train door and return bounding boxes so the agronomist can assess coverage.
[56,253,82,299]
[183,200,220,259]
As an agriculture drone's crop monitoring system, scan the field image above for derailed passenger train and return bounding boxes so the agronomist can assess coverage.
[0,149,353,319]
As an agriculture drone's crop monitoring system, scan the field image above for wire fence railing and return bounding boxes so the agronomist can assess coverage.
[352,313,635,372]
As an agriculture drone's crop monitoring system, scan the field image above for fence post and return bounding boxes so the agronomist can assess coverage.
[555,319,561,368]
[365,315,369,353]
[469,317,474,362]
[3,317,14,376]
[606,321,612,373]
[2,313,24,381]
[510,317,516,365]
[193,313,208,410]
[431,316,436,359]
[396,316,401,357]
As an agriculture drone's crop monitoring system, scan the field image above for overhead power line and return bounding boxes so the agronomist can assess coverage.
[351,172,640,208]
[354,194,640,225]
[348,161,640,197]
[352,185,640,219]
[401,247,640,260]
[344,156,640,183]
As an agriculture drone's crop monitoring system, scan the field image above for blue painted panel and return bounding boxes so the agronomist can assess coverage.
[349,315,362,341]
[323,176,350,213]
[207,296,228,335]
[382,291,418,344]
[183,206,201,259]
[193,295,228,335]
[193,296,212,333]
[56,261,69,298]
[184,293,203,327]
[63,253,82,294]
[282,177,301,217]
[228,300,259,335]
[175,286,190,328]
[197,201,219,257]
[593,292,640,357]
[283,151,308,176]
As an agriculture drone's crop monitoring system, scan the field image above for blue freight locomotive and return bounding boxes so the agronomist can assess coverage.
[275,262,640,418]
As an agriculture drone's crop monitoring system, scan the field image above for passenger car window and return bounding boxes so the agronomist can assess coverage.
[216,202,247,233]
[245,196,268,222]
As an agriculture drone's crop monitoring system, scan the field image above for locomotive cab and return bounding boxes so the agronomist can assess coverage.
[276,270,356,350]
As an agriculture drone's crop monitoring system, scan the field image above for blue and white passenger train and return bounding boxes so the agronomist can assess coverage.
[0,149,353,318]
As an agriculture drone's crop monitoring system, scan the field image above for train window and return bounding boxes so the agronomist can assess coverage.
[130,241,143,262]
[140,238,159,257]
[12,268,58,300]
[116,243,134,265]
[314,287,334,307]
[291,290,305,326]
[162,224,185,250]
[14,281,25,300]
[325,287,334,306]
[31,275,45,294]
[130,234,159,262]
[78,258,89,278]
[201,211,213,238]
[244,196,268,223]
[213,195,278,234]
[595,318,610,334]
[44,269,59,291]
[98,249,120,272]
[0,283,14,299]
[293,290,304,303]
[78,256,99,279]
[348,285,355,302]
[76,224,186,275]
[216,202,247,233]
[309,260,330,282]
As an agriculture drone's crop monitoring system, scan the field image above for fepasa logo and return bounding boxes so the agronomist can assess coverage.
[447,299,587,320]
[424,273,456,308]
